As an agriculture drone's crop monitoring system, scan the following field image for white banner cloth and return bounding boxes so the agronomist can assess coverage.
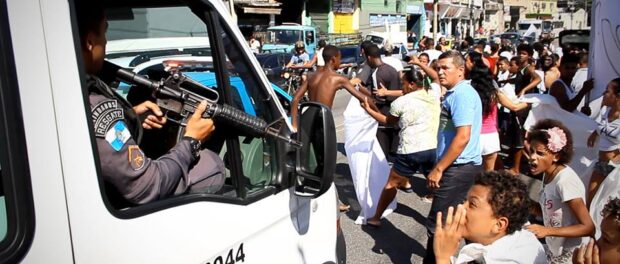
[586,0,620,117]
[343,97,396,225]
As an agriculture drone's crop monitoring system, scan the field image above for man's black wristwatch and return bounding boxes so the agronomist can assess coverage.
[183,136,201,159]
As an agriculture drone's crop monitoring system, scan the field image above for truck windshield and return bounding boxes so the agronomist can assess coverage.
[266,30,302,45]
[543,21,552,31]
[364,35,384,46]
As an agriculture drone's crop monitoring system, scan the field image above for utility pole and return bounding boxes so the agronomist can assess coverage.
[584,0,588,29]
[433,0,438,41]
[228,0,237,24]
[569,0,575,29]
[469,0,474,38]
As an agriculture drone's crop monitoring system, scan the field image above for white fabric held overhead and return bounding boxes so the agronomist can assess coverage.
[586,0,620,117]
[343,97,396,225]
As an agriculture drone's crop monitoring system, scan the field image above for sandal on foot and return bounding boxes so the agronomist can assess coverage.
[399,186,414,193]
[366,221,381,228]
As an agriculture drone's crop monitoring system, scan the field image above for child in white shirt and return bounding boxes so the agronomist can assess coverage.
[433,170,546,264]
[525,119,595,263]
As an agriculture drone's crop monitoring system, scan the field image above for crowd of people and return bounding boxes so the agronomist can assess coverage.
[291,34,620,263]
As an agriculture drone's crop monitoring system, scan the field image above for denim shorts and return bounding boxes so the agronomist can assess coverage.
[392,149,436,177]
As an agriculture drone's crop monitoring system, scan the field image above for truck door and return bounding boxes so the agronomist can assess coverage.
[0,1,38,262]
[49,0,339,263]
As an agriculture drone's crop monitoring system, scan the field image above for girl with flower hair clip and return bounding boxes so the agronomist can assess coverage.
[524,119,595,263]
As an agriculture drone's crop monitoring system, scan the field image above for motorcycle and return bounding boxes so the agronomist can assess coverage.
[282,67,308,102]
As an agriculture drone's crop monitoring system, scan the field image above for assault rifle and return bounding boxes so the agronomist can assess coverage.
[102,61,301,148]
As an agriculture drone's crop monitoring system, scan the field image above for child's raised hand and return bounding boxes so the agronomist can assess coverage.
[433,205,467,262]
[573,238,600,264]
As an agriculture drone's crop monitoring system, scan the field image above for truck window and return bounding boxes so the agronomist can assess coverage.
[87,4,281,212]
[0,0,35,259]
[305,30,315,46]
[266,30,301,45]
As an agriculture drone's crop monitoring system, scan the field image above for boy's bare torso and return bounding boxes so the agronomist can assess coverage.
[306,70,346,109]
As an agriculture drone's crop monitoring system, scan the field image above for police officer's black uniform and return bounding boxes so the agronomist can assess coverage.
[87,75,225,206]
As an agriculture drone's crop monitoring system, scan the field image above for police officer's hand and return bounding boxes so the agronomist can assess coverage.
[133,101,167,129]
[184,101,215,142]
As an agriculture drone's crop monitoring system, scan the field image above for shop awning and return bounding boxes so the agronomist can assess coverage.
[242,7,281,14]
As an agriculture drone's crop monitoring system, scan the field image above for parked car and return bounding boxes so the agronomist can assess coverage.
[559,29,590,51]
[337,45,363,78]
[500,32,521,46]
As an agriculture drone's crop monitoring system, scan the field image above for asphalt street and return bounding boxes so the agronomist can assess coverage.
[331,90,431,264]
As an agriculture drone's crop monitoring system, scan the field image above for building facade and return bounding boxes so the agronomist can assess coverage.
[422,0,485,40]
[483,0,504,35]
[503,0,528,30]
[526,0,557,19]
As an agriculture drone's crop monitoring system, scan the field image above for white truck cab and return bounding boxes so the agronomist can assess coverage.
[0,0,344,263]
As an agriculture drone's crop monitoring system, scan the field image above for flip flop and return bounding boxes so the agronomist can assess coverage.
[399,186,414,193]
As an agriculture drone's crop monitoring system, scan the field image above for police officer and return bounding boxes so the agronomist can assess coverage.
[77,2,224,206]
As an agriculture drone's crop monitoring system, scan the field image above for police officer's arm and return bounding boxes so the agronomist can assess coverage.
[96,98,217,204]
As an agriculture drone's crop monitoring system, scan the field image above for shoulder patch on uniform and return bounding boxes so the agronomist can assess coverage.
[92,99,124,138]
[128,145,145,171]
[105,121,131,151]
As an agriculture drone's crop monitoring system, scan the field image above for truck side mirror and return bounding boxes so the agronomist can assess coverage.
[294,102,336,198]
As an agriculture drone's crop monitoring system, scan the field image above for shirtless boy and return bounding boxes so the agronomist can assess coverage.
[290,45,373,212]
[291,45,372,129]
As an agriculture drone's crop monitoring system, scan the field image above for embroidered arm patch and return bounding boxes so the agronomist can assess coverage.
[105,121,131,151]
[128,145,145,170]
[92,99,124,138]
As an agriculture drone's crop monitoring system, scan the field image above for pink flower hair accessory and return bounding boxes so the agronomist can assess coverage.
[544,127,567,153]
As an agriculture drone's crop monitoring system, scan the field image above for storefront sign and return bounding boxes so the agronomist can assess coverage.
[369,14,406,26]
[407,5,423,14]
[333,0,355,14]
